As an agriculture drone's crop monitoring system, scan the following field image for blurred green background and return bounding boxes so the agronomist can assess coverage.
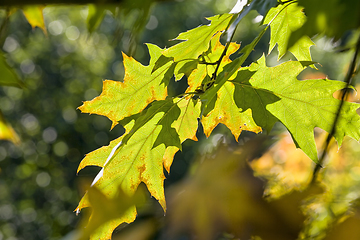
[0,0,360,239]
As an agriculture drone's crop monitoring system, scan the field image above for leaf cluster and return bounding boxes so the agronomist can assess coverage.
[76,0,360,239]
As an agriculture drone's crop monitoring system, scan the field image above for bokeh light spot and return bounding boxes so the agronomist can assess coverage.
[3,36,19,53]
[20,59,35,74]
[62,107,78,124]
[53,141,69,157]
[0,205,14,220]
[48,20,65,36]
[146,15,158,30]
[21,208,37,223]
[36,172,51,187]
[42,127,58,143]
[65,26,80,40]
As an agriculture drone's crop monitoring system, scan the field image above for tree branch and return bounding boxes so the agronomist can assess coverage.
[311,33,360,183]
[0,0,171,6]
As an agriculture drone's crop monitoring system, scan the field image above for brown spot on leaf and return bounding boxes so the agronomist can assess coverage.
[138,163,146,175]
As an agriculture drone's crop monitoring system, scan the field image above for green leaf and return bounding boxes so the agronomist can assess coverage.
[160,13,234,81]
[227,0,278,41]
[87,4,117,33]
[288,0,360,48]
[147,100,182,150]
[163,97,201,172]
[233,67,279,132]
[182,31,261,139]
[201,25,269,116]
[186,32,234,93]
[163,14,233,62]
[201,79,262,140]
[0,53,24,88]
[77,98,185,226]
[233,55,360,162]
[77,115,167,212]
[78,44,174,128]
[264,2,314,61]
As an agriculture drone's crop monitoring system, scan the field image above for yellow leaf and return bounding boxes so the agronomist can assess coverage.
[22,6,47,34]
[0,111,20,144]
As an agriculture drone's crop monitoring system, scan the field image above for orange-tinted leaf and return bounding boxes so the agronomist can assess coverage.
[188,32,261,139]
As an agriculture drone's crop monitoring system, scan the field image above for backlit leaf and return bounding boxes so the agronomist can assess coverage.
[161,13,234,81]
[201,25,269,116]
[163,97,201,172]
[233,55,360,162]
[191,32,261,139]
[264,2,314,61]
[78,44,174,129]
[77,98,188,239]
[163,14,233,62]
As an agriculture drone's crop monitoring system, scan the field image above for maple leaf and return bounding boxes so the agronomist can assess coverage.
[163,97,201,172]
[185,32,235,93]
[76,97,197,238]
[163,14,233,62]
[191,32,261,139]
[200,24,269,117]
[158,13,233,81]
[78,44,175,128]
[264,2,314,61]
[233,55,360,162]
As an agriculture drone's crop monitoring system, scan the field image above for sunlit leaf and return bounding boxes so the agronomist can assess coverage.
[227,0,278,41]
[79,44,174,129]
[195,32,261,139]
[264,2,314,61]
[0,111,20,144]
[200,24,269,116]
[77,98,189,239]
[163,14,233,62]
[233,55,360,162]
[163,97,201,172]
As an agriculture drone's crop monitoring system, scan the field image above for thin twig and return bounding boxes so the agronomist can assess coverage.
[279,0,297,4]
[210,28,237,82]
[311,33,360,183]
